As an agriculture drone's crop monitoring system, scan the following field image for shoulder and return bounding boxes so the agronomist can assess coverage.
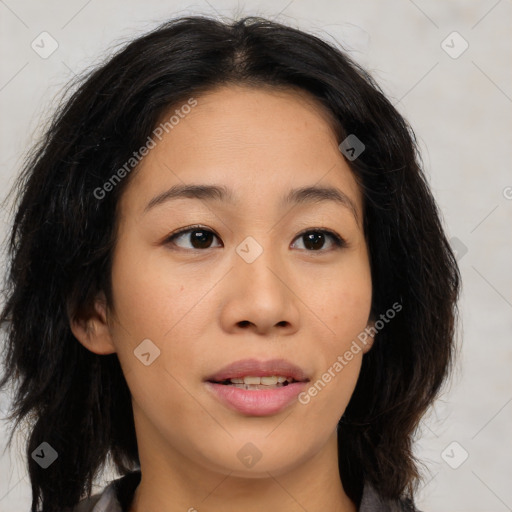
[67,479,125,512]
[360,482,423,512]
[68,470,141,512]
[68,486,119,512]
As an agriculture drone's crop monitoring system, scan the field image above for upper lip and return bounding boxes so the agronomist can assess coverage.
[205,358,310,382]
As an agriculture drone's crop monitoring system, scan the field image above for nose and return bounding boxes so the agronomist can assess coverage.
[219,241,301,336]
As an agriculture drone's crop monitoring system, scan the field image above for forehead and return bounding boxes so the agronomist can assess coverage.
[120,84,362,219]
[170,84,343,151]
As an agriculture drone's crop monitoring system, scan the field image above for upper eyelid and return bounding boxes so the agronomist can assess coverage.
[168,226,340,238]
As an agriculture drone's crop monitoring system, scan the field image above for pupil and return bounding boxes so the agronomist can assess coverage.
[191,230,213,249]
[304,232,324,250]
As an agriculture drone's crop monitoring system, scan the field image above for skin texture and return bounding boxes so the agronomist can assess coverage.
[71,85,375,512]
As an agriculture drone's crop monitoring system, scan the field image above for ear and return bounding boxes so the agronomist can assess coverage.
[69,292,116,355]
[361,319,376,354]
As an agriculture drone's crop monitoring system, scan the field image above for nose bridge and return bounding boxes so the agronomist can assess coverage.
[222,231,298,333]
[234,233,283,287]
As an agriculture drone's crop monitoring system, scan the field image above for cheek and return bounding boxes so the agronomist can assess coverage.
[309,253,372,342]
[333,284,372,342]
[336,245,373,332]
[109,240,193,338]
[108,246,209,426]
[304,254,371,409]
[108,238,217,389]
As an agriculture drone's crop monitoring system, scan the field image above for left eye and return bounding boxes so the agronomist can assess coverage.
[292,229,346,251]
[165,226,222,250]
[165,226,346,252]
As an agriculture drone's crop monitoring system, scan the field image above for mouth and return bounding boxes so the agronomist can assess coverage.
[205,357,310,387]
[208,375,302,390]
[204,358,310,416]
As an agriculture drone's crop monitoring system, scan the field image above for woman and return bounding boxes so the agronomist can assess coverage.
[0,14,460,512]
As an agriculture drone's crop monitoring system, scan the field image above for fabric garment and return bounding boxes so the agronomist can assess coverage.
[70,470,421,512]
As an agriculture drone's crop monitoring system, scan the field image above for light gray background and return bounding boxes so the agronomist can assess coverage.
[0,1,511,511]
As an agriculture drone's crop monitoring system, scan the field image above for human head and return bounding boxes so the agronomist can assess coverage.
[0,15,460,511]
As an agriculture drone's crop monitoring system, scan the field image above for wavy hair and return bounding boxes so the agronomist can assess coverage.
[0,14,461,512]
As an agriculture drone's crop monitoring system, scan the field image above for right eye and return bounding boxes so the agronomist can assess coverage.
[164,225,223,250]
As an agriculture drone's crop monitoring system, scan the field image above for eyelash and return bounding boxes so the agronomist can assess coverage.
[164,224,347,252]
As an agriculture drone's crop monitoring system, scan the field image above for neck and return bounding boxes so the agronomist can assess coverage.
[128,428,356,512]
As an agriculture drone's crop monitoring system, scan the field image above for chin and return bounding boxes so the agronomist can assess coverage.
[198,441,314,479]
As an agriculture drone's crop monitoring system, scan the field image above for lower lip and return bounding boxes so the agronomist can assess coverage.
[205,381,308,416]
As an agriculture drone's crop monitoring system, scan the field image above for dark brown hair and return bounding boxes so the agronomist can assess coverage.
[0,14,460,512]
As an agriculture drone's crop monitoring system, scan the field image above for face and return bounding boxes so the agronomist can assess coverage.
[74,85,374,480]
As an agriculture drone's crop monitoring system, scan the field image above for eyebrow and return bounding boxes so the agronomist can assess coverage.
[144,183,359,224]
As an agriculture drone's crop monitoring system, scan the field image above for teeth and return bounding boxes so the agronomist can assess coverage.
[228,375,294,385]
[244,376,262,385]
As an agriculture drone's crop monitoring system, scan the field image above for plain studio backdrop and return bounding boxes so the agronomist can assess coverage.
[0,1,511,511]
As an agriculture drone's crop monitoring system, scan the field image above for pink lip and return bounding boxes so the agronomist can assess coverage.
[204,358,310,416]
[205,381,308,416]
[205,358,310,382]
